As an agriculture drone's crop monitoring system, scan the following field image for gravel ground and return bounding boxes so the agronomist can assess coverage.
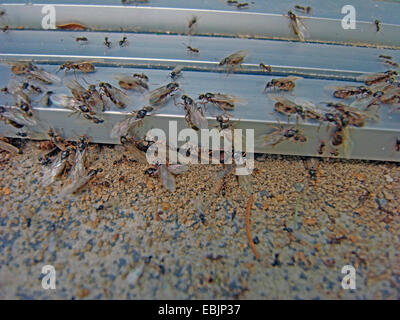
[0,139,399,300]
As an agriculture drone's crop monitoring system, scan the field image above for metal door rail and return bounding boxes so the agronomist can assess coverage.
[1,64,399,161]
[1,30,400,80]
[1,3,400,47]
[0,2,400,161]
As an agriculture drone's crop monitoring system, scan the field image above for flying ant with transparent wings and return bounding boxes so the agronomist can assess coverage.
[42,148,71,187]
[113,74,149,92]
[47,128,74,151]
[351,82,400,109]
[324,101,379,127]
[356,70,398,86]
[86,84,105,113]
[260,122,307,147]
[6,79,34,117]
[142,148,189,192]
[58,168,102,198]
[69,135,89,181]
[110,106,158,139]
[6,61,61,84]
[287,10,310,41]
[198,92,247,114]
[50,94,104,124]
[264,76,303,92]
[99,82,131,109]
[219,50,249,74]
[175,95,208,131]
[0,105,37,128]
[58,60,96,74]
[63,79,105,114]
[0,138,20,154]
[148,82,180,106]
[325,85,372,99]
[268,94,324,122]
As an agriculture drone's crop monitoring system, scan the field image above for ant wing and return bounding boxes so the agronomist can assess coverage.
[190,106,208,130]
[1,106,37,126]
[110,114,138,139]
[296,17,310,40]
[268,94,297,106]
[64,79,86,92]
[159,165,176,192]
[30,69,61,84]
[284,76,303,82]
[50,94,80,109]
[168,164,189,175]
[294,97,316,108]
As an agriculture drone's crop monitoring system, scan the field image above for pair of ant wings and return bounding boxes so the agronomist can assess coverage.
[228,50,251,60]
[1,106,37,126]
[0,140,19,154]
[42,153,66,187]
[64,79,86,92]
[189,106,208,129]
[110,115,138,139]
[30,69,61,84]
[124,142,148,164]
[288,15,310,41]
[113,74,149,90]
[69,149,87,182]
[50,94,80,108]
[261,133,282,146]
[6,79,23,94]
[58,170,96,198]
[283,76,303,82]
[294,97,316,108]
[159,165,176,192]
[268,94,297,106]
[168,164,189,175]
[109,85,132,106]
[213,93,248,106]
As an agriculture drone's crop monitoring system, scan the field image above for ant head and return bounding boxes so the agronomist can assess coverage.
[61,150,70,159]
[167,82,179,90]
[120,136,128,144]
[285,129,297,138]
[137,109,147,119]
[219,58,228,66]
[288,11,295,18]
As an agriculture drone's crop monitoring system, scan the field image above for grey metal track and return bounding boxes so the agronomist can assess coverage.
[1,1,400,162]
[1,63,400,161]
[1,30,400,80]
[1,2,400,47]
